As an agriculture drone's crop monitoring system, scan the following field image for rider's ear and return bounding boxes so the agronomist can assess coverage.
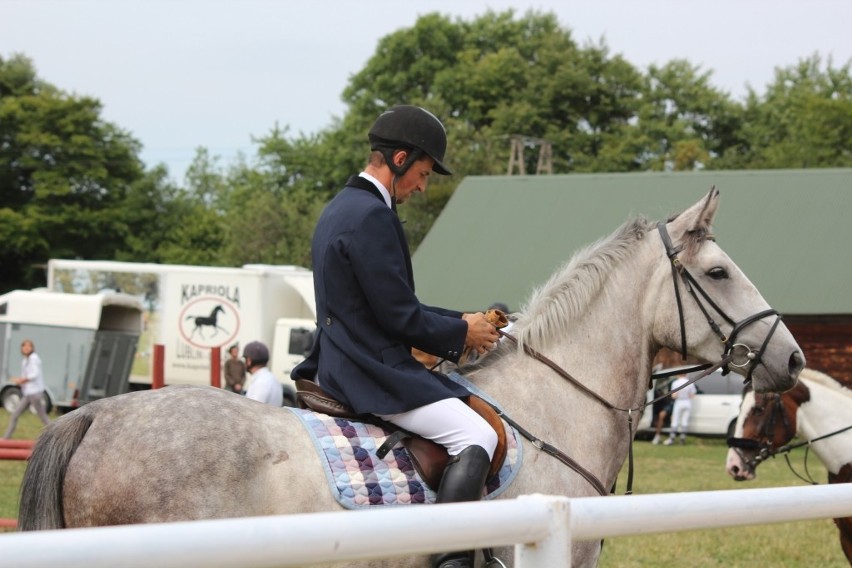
[667,187,720,240]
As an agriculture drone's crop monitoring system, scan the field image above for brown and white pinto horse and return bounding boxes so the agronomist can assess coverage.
[727,368,852,565]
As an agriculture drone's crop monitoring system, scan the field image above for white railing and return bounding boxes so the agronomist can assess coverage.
[4,484,852,568]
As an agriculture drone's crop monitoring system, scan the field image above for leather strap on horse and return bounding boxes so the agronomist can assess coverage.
[657,222,783,385]
[484,399,609,497]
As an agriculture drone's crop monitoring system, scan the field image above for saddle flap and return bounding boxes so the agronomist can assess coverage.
[469,395,508,481]
[294,379,361,420]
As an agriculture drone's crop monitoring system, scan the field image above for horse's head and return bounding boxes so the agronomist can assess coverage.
[725,381,809,480]
[654,187,805,394]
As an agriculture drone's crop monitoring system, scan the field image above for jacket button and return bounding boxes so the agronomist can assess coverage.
[325,317,332,325]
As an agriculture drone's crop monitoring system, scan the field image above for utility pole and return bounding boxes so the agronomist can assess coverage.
[507,135,526,175]
[506,135,553,175]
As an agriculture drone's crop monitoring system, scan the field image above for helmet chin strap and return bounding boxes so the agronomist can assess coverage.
[390,175,399,213]
[382,147,422,214]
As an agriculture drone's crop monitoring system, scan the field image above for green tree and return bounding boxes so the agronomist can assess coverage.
[716,54,852,169]
[0,53,144,292]
[119,149,234,266]
[626,60,743,171]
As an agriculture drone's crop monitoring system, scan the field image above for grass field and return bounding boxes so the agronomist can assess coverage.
[0,409,52,524]
[0,411,846,566]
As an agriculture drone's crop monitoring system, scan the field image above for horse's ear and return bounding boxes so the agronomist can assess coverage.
[668,186,720,238]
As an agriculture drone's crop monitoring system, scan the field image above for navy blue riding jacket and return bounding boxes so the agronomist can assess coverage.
[291,175,470,415]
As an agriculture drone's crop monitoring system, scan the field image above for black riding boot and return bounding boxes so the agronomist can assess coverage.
[431,445,491,568]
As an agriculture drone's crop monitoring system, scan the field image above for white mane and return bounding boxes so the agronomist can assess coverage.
[799,367,852,400]
[513,217,654,349]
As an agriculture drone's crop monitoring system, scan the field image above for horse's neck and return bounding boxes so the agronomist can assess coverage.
[797,381,852,473]
[540,249,658,404]
[476,245,658,486]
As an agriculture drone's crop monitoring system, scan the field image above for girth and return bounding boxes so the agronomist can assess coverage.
[294,379,508,488]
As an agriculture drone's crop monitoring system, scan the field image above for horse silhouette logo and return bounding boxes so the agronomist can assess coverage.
[185,304,229,339]
[178,297,240,349]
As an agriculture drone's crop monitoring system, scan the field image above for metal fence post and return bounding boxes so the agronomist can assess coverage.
[152,344,165,389]
[515,495,572,567]
[210,346,221,388]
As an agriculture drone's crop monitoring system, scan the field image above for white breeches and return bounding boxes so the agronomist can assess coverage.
[379,397,497,458]
[671,402,692,434]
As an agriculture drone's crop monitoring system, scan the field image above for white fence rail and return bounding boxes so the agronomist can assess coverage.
[4,484,852,568]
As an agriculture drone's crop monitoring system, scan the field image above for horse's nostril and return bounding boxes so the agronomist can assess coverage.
[788,351,805,378]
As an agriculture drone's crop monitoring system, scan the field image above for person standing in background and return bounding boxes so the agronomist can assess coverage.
[664,373,697,445]
[3,339,51,438]
[650,377,674,445]
[223,343,246,394]
[243,341,283,407]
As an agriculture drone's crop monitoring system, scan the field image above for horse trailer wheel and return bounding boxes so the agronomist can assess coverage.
[0,388,51,414]
[1,387,22,412]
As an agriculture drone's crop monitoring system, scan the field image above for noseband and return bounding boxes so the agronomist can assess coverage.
[657,223,783,384]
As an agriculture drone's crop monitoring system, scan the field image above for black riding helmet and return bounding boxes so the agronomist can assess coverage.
[368,105,452,176]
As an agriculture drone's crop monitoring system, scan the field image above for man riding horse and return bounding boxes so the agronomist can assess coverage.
[292,105,501,568]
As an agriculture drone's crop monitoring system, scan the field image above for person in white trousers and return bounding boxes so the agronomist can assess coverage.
[3,339,50,438]
[664,374,696,445]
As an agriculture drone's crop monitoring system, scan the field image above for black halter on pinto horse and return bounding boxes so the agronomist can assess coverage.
[727,368,852,565]
[19,189,804,567]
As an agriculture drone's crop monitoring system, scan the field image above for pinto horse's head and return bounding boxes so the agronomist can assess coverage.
[656,188,805,394]
[726,381,810,481]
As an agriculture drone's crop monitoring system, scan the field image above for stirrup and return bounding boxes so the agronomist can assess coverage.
[484,548,508,567]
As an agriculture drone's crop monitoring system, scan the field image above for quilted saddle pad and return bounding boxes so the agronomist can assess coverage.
[290,374,522,510]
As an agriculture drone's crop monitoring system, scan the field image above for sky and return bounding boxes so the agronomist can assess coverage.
[2,0,851,182]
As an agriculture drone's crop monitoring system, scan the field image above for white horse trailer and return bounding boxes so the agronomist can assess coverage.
[0,290,143,413]
[45,259,317,401]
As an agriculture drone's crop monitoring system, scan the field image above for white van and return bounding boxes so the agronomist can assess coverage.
[636,367,748,438]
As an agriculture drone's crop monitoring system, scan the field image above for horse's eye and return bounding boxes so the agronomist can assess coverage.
[753,406,764,416]
[707,267,729,280]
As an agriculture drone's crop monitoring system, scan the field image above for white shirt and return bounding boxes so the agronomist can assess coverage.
[20,353,46,396]
[670,376,697,406]
[359,172,392,209]
[245,367,284,407]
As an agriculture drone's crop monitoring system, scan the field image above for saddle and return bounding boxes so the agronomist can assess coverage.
[294,379,508,489]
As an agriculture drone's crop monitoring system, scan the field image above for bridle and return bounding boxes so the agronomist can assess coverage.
[727,391,795,469]
[656,222,783,386]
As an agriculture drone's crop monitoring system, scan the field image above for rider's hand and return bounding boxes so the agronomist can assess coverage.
[462,312,500,355]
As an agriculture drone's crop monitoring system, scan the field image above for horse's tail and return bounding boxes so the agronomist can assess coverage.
[18,409,94,531]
